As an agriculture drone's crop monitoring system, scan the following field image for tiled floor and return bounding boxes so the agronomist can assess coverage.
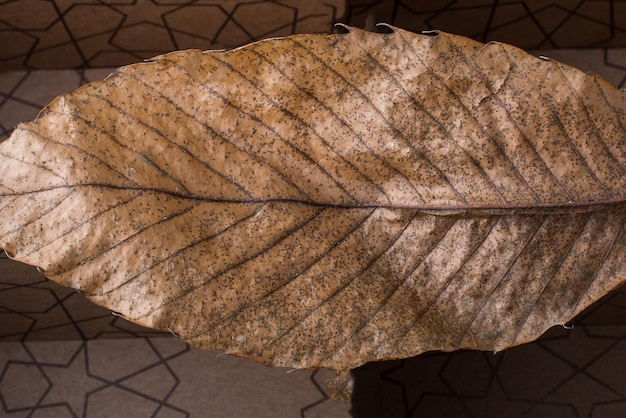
[0,253,352,418]
[2,0,626,71]
[0,0,346,71]
[1,1,626,417]
[0,338,351,418]
[345,0,626,49]
[1,260,625,417]
[351,287,626,418]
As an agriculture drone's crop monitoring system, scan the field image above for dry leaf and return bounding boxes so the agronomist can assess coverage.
[1,26,625,399]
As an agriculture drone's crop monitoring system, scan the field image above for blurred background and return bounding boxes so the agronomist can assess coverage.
[1,1,625,417]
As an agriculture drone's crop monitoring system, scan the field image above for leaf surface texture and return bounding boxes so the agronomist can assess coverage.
[1,27,626,376]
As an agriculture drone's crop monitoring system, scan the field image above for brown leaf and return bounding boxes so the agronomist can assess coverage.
[1,26,625,391]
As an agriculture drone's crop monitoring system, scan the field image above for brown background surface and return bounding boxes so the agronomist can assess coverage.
[1,1,626,417]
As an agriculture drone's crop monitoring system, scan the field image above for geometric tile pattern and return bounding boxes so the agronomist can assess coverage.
[0,250,165,342]
[0,0,346,71]
[345,0,626,49]
[2,0,625,72]
[1,71,626,418]
[352,285,626,418]
[1,2,626,416]
[1,288,624,417]
[0,337,353,417]
[0,67,113,142]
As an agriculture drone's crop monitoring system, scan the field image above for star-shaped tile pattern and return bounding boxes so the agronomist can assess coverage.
[2,0,625,70]
[0,0,346,70]
[345,0,626,49]
[0,339,351,417]
[110,0,179,27]
[0,252,165,341]
[1,1,626,417]
[349,285,626,418]
[40,345,106,417]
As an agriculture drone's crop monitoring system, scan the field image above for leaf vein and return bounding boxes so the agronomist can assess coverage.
[186,207,373,339]
[558,67,626,178]
[348,39,469,204]
[514,58,615,199]
[139,203,324,319]
[256,208,406,353]
[2,189,75,239]
[287,39,427,203]
[63,193,196,278]
[121,68,304,201]
[24,192,143,258]
[389,216,500,355]
[209,54,360,203]
[446,40,545,202]
[456,215,546,348]
[393,30,508,203]
[508,211,593,346]
[567,211,625,319]
[320,210,437,364]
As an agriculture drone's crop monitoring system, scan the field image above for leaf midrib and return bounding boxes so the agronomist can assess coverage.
[4,183,625,213]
